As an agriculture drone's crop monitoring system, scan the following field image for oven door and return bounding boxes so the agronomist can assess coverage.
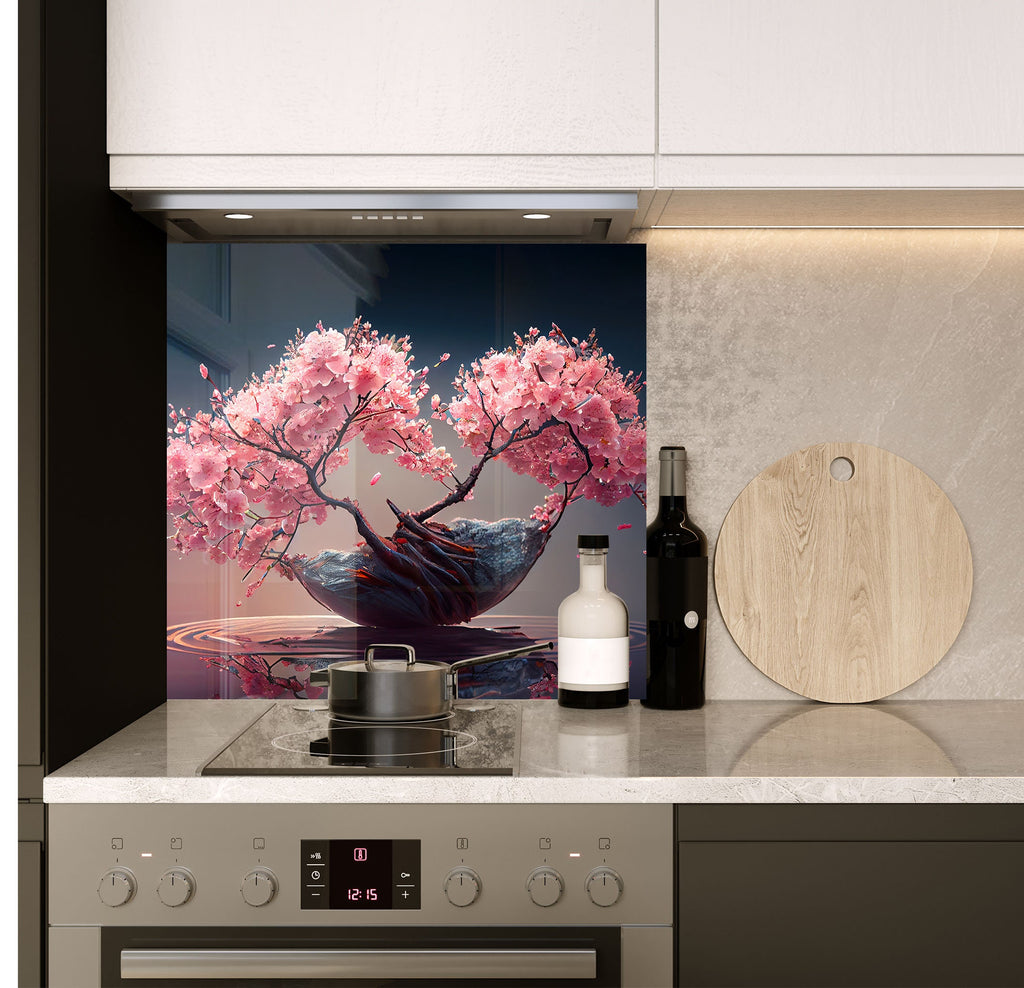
[100,926,623,987]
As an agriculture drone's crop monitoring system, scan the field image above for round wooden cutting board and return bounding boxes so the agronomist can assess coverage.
[714,442,972,703]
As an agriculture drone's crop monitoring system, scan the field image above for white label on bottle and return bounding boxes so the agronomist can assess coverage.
[557,637,629,690]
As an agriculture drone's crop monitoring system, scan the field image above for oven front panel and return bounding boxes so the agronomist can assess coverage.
[47,926,677,988]
[49,804,673,928]
[98,925,622,987]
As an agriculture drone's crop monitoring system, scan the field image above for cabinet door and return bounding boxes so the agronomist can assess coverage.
[677,840,1024,987]
[108,0,655,157]
[659,0,1024,155]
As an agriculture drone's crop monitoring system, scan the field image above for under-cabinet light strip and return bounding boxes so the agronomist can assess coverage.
[650,224,1024,229]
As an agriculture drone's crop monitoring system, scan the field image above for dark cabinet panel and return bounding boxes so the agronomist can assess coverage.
[677,836,1023,987]
[19,841,42,988]
[40,0,167,771]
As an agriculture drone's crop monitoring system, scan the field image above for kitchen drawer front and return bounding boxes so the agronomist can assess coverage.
[676,836,1023,987]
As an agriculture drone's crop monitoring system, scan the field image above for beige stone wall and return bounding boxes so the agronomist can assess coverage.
[636,228,1024,699]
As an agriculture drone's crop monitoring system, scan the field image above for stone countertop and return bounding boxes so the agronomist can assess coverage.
[43,699,1024,804]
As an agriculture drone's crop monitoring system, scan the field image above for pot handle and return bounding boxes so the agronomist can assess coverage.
[308,670,329,688]
[364,643,417,671]
[447,641,554,676]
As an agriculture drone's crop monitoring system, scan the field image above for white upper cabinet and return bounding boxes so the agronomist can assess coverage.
[108,0,1024,195]
[108,0,655,157]
[659,0,1024,156]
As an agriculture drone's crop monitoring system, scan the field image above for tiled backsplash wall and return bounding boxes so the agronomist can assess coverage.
[634,228,1023,699]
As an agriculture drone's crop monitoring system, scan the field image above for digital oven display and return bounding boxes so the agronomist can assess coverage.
[300,839,421,909]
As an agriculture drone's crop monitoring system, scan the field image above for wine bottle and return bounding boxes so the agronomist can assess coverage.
[642,447,708,709]
[557,535,629,708]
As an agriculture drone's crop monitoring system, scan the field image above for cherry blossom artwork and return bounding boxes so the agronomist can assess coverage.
[167,318,646,634]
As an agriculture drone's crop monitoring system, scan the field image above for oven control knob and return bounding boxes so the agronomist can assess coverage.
[585,867,623,907]
[241,867,278,907]
[444,867,481,907]
[526,867,564,907]
[157,868,196,907]
[97,868,137,907]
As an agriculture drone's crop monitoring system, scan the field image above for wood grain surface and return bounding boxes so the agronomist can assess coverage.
[714,442,972,702]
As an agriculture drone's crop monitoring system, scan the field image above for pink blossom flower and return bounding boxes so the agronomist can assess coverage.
[186,447,228,489]
[343,360,385,395]
[199,363,209,380]
[211,488,249,528]
[236,525,275,568]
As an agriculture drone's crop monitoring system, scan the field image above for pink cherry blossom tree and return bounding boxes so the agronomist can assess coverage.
[168,318,645,630]
[434,325,646,527]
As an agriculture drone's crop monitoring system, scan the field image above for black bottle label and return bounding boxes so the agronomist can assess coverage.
[647,556,708,621]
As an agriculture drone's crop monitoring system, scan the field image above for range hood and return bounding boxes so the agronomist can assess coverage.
[119,191,639,243]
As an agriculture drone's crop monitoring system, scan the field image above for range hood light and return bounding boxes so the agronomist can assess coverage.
[224,212,254,220]
[129,192,638,241]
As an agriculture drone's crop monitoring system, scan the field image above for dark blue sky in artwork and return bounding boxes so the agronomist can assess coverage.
[360,244,647,415]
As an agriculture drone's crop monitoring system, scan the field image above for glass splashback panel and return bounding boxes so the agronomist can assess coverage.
[166,245,647,699]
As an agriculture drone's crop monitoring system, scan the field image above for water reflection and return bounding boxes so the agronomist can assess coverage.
[170,614,642,700]
[728,703,958,777]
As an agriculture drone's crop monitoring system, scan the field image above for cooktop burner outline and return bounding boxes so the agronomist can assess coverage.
[268,725,479,759]
[200,699,519,776]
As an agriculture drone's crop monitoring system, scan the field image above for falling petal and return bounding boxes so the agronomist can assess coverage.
[370,472,382,486]
[199,363,209,380]
[617,523,632,530]
[266,343,276,349]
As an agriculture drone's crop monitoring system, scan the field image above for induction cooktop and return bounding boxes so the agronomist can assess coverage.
[201,701,520,776]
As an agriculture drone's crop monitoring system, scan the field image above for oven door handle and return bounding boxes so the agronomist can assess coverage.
[121,947,598,980]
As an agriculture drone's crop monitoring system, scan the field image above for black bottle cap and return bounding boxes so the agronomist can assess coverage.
[577,534,609,549]
[659,446,687,460]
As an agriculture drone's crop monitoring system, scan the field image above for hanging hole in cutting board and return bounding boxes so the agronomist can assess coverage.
[830,456,854,482]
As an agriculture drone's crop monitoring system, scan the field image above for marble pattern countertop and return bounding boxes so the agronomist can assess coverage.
[43,699,1024,804]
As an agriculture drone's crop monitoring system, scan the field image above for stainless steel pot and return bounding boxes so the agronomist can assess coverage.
[310,642,553,722]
